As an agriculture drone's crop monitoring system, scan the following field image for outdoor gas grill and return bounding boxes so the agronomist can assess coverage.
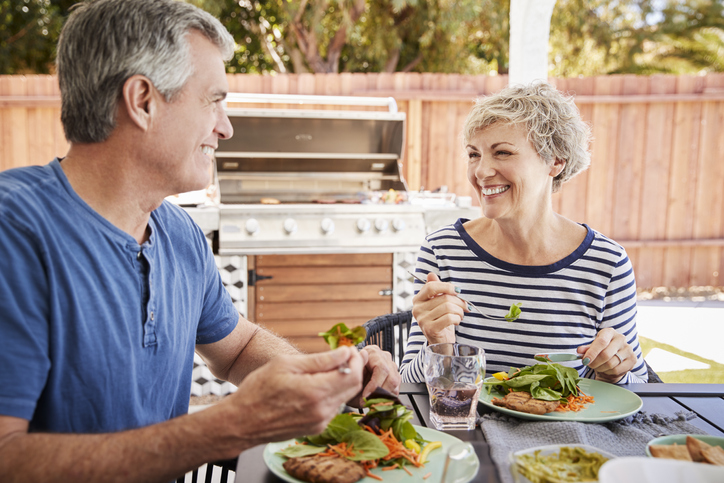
[215,94,426,256]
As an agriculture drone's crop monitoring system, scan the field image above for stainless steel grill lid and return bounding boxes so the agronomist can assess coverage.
[216,94,407,204]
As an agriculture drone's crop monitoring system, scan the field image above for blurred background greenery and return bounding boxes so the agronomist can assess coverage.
[2,0,723,76]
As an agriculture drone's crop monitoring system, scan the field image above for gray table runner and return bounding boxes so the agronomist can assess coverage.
[478,411,706,483]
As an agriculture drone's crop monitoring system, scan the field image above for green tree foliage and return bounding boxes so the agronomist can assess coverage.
[1,0,60,74]
[549,0,724,76]
[2,0,723,76]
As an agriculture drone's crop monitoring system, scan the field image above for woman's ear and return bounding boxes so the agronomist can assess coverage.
[121,75,155,132]
[550,158,566,178]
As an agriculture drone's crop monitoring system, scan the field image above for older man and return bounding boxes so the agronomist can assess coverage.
[0,1,399,481]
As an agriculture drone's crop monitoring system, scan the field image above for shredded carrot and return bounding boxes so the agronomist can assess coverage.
[403,466,413,476]
[317,441,357,458]
[555,390,595,412]
[365,471,383,481]
[365,427,423,467]
[423,472,433,479]
[382,464,399,471]
[335,326,355,346]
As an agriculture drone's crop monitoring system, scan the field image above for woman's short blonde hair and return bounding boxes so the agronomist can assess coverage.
[463,82,592,192]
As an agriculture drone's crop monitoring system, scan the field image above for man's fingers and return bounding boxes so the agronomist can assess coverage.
[290,346,354,374]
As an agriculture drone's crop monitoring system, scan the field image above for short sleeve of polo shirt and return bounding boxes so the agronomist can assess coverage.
[0,210,52,419]
[194,226,239,344]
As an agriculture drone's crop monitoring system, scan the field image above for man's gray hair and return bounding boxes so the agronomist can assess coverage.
[463,82,592,193]
[57,0,235,144]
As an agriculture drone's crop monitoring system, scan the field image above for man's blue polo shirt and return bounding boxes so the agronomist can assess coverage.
[0,159,238,433]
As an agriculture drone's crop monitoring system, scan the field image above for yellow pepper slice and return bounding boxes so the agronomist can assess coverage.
[404,439,421,453]
[493,372,509,381]
[419,441,442,463]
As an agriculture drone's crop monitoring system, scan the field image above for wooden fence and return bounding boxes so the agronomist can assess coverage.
[2,73,724,289]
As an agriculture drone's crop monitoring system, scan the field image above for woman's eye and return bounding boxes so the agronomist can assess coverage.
[495,150,512,157]
[467,152,480,161]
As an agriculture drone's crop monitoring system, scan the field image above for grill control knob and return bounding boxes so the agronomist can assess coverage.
[321,218,335,235]
[245,218,260,235]
[356,218,371,233]
[374,218,389,233]
[392,218,406,232]
[283,218,298,235]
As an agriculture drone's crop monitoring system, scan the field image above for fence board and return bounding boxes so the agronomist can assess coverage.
[691,74,724,286]
[637,76,676,289]
[2,73,724,289]
[664,76,703,287]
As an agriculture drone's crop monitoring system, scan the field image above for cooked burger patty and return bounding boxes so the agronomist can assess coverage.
[282,456,366,483]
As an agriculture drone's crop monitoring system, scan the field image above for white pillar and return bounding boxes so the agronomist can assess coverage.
[508,0,557,86]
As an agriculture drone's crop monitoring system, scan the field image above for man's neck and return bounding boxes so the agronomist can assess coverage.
[61,143,163,244]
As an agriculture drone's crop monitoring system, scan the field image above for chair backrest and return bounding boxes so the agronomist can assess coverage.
[177,458,236,483]
[644,360,664,383]
[359,311,412,366]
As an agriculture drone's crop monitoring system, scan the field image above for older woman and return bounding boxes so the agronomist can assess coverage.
[400,82,648,385]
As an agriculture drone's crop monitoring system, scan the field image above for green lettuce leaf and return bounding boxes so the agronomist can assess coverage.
[342,431,390,461]
[276,443,327,458]
[318,323,367,349]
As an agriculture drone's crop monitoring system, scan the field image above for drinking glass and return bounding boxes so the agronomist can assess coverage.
[424,343,485,430]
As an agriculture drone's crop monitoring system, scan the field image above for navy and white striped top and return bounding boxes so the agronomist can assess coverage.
[399,219,648,385]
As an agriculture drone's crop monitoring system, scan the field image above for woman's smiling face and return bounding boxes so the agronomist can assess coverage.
[466,122,562,222]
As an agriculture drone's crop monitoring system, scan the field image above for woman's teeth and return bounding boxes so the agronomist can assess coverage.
[200,146,214,157]
[482,186,509,196]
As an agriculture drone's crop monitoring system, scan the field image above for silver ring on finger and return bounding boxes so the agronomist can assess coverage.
[613,353,622,365]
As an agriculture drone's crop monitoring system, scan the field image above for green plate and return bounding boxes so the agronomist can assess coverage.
[646,434,724,457]
[479,377,643,422]
[263,425,479,483]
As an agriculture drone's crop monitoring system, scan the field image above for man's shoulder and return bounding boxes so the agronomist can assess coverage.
[0,163,55,198]
[0,162,59,217]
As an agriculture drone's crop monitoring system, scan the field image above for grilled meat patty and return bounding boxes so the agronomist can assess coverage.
[282,456,366,483]
[492,391,560,415]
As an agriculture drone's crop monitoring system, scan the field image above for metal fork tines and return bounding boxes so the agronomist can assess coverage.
[406,270,508,320]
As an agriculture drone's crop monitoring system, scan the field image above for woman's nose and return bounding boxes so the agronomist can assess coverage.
[474,158,496,179]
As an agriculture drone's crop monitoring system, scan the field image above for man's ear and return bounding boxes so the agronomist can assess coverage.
[121,75,155,132]
[550,158,566,178]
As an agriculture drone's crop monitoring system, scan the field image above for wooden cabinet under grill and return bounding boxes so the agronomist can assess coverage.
[250,253,393,353]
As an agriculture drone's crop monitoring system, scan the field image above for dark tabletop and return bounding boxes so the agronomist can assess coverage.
[234,383,724,482]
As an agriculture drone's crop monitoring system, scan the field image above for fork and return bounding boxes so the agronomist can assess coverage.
[406,270,511,321]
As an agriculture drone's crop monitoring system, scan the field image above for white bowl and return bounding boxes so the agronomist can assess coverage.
[599,456,724,483]
[510,444,616,483]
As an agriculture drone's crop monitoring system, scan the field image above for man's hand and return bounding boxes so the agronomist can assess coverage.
[345,345,401,408]
[216,346,365,452]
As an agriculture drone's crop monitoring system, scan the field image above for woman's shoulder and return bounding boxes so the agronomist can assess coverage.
[585,225,628,256]
[425,218,469,243]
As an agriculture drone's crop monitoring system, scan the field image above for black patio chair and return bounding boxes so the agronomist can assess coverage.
[358,310,413,367]
[645,361,664,383]
[358,309,664,383]
[176,458,236,483]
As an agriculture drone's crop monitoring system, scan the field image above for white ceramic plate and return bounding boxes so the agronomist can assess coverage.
[480,377,643,422]
[264,425,479,483]
[599,456,724,483]
[509,444,615,483]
